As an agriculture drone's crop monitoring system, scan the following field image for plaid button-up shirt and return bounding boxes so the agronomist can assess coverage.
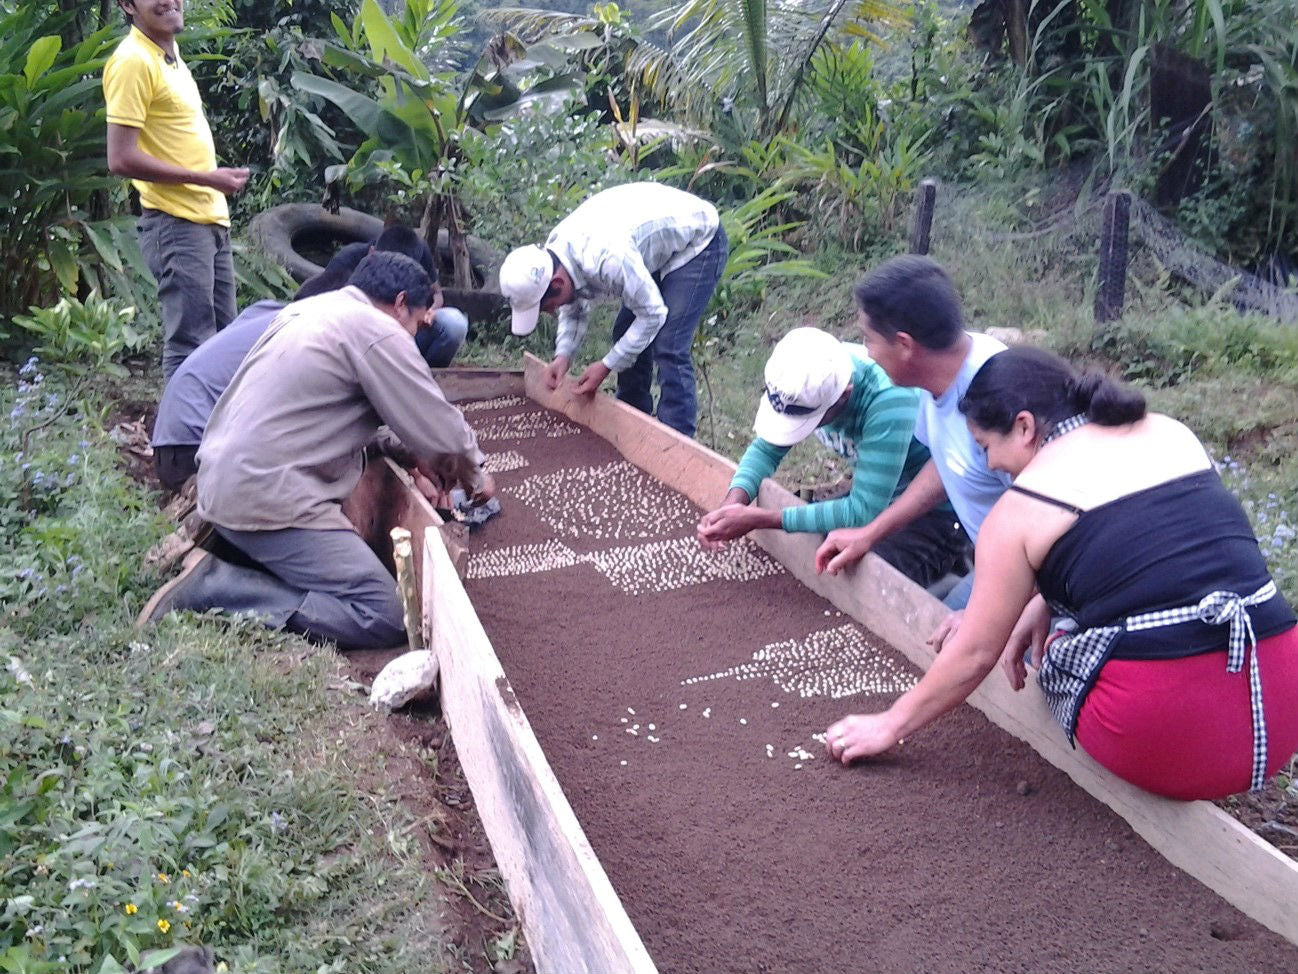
[547,182,720,372]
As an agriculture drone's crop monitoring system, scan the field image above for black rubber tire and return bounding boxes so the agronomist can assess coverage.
[247,203,507,322]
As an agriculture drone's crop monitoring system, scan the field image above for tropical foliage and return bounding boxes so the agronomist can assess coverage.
[0,6,122,324]
[483,0,910,142]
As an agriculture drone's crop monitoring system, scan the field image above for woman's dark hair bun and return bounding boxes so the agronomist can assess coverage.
[1071,370,1146,425]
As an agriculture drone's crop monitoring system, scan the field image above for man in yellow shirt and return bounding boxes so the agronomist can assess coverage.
[103,0,249,381]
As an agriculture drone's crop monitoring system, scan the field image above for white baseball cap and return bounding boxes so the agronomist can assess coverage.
[498,245,553,336]
[753,327,853,446]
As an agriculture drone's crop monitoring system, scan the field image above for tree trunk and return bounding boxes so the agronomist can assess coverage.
[419,194,443,275]
[1007,0,1029,67]
[445,196,474,290]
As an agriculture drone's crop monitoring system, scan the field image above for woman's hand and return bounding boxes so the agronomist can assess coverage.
[824,712,904,764]
[926,610,964,653]
[1000,594,1051,691]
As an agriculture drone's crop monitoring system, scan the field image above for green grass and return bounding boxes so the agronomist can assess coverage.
[0,362,457,973]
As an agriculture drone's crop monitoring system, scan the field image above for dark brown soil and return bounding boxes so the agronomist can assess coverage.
[342,648,534,973]
[460,397,1298,974]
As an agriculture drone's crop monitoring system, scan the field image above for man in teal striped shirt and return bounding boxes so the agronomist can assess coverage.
[697,327,969,587]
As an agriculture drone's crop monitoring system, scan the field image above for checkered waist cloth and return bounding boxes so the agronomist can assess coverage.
[1039,580,1279,792]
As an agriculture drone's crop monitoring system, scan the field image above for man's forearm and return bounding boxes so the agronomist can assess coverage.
[856,460,946,544]
[109,142,214,187]
[603,310,666,372]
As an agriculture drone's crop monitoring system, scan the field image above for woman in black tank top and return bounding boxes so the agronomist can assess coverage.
[823,347,1297,800]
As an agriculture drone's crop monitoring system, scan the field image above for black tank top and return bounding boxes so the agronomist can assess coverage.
[1026,469,1295,660]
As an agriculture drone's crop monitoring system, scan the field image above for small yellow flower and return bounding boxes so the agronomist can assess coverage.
[157,872,170,884]
[181,869,191,878]
[157,919,171,934]
[124,903,138,915]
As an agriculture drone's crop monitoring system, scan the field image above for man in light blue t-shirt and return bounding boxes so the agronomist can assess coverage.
[815,255,1011,612]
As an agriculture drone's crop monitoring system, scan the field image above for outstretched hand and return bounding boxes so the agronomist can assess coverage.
[815,526,874,575]
[543,355,571,391]
[824,713,903,765]
[926,610,965,655]
[697,504,760,547]
[572,361,611,397]
[1000,594,1050,691]
[469,472,497,507]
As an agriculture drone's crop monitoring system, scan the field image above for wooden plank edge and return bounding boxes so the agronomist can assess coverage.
[521,352,1298,947]
[421,522,658,974]
[435,367,526,404]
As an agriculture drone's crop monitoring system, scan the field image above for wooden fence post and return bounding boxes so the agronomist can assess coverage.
[1095,191,1132,324]
[910,178,938,255]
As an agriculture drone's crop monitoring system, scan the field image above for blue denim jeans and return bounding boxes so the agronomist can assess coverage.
[611,226,728,438]
[943,570,975,610]
[415,308,468,368]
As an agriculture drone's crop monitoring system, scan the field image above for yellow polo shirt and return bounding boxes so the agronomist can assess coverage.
[103,27,229,227]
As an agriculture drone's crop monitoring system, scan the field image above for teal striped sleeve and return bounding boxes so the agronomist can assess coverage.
[781,385,919,534]
[729,437,792,502]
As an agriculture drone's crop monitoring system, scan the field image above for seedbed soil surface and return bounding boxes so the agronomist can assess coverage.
[458,396,1298,974]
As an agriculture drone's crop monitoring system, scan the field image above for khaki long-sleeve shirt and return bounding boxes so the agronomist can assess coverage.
[197,286,484,531]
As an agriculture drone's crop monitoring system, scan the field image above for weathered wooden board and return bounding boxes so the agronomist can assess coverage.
[520,351,1298,948]
[423,523,658,974]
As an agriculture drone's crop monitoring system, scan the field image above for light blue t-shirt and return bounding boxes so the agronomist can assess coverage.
[913,332,1012,543]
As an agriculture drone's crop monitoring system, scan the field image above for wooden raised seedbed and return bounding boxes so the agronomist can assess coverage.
[363,355,1298,973]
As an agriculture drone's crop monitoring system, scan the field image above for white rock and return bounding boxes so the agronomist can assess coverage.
[369,650,439,712]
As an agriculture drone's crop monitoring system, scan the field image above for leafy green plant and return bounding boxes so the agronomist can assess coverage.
[707,186,826,337]
[457,105,628,250]
[12,294,146,378]
[288,0,585,286]
[487,0,910,143]
[0,7,121,326]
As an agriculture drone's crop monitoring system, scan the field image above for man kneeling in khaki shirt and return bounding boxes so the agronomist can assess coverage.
[141,251,493,649]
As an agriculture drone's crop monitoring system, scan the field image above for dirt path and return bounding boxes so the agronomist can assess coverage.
[459,396,1298,974]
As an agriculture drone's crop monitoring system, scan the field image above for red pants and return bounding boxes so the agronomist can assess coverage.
[1075,626,1298,800]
